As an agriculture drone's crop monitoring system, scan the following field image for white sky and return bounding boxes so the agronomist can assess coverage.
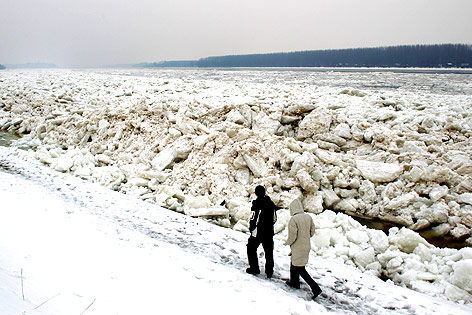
[1,0,471,67]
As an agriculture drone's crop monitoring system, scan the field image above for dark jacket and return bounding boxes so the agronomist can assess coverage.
[249,195,277,238]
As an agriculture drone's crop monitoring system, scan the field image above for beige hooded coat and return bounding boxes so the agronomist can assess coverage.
[285,199,315,266]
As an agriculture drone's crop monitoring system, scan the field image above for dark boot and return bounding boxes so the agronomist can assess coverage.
[285,280,300,289]
[312,287,322,299]
[246,268,260,275]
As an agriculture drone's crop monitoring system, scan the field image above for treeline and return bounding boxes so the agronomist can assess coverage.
[139,44,467,69]
[196,44,472,68]
[135,60,197,68]
[5,63,57,69]
[0,64,5,70]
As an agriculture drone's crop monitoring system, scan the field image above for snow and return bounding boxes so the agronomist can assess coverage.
[2,147,472,314]
[2,67,472,313]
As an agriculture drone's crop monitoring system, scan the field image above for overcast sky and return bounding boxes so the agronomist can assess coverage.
[1,0,471,67]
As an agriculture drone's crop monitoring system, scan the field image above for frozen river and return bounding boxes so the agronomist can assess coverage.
[90,67,472,95]
[2,67,472,304]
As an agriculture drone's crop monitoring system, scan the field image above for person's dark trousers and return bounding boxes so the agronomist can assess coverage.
[247,236,274,277]
[289,264,322,295]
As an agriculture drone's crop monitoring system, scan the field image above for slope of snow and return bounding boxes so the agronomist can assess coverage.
[1,146,472,314]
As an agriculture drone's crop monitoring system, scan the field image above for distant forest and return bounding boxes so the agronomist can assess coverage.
[135,60,197,68]
[5,63,57,69]
[139,44,472,68]
[0,64,5,70]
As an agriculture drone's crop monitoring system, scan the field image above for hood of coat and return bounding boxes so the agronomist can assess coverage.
[289,198,304,216]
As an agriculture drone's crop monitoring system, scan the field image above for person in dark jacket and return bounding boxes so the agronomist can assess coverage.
[246,185,277,278]
[285,198,322,299]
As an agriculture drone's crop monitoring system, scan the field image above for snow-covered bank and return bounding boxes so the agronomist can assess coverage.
[0,147,323,315]
[1,68,472,303]
[2,146,472,315]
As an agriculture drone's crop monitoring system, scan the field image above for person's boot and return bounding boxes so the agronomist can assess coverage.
[285,280,300,289]
[246,268,260,275]
[312,287,322,300]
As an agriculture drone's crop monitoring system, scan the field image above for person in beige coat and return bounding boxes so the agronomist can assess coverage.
[285,198,322,299]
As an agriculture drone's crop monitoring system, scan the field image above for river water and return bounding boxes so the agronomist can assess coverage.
[0,131,19,147]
